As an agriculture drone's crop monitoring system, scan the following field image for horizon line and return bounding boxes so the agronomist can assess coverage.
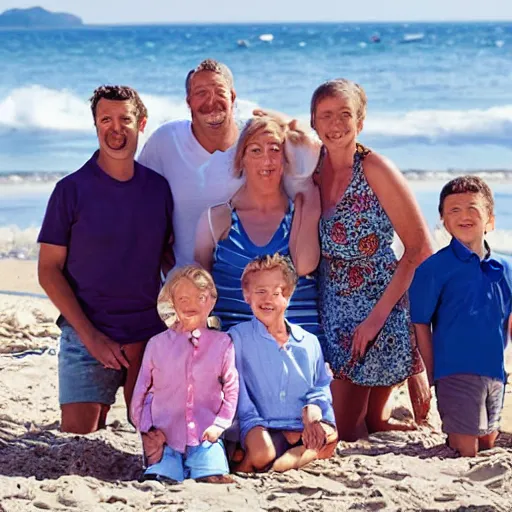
[2,19,512,28]
[67,18,512,25]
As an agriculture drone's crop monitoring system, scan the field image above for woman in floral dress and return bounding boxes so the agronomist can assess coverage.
[311,79,433,441]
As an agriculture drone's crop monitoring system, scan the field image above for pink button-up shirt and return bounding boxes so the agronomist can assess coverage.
[130,327,239,453]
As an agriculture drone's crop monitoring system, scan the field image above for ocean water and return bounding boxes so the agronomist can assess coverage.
[1,22,512,257]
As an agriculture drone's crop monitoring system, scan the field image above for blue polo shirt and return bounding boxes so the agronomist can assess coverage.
[409,238,512,382]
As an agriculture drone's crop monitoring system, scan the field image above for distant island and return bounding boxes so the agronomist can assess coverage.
[0,6,83,28]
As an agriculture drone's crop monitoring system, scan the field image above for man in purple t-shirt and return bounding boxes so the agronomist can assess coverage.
[38,85,174,434]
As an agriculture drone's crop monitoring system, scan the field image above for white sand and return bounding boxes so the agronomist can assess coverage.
[1,261,512,511]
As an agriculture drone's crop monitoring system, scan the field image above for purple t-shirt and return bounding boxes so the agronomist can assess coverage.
[38,152,173,344]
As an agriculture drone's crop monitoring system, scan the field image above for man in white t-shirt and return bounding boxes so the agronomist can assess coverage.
[138,59,243,268]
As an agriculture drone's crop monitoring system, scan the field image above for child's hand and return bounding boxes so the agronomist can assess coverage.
[141,428,166,466]
[302,405,326,451]
[202,425,224,443]
[408,372,432,424]
[351,314,384,361]
[302,404,322,425]
[82,329,130,370]
[302,422,327,451]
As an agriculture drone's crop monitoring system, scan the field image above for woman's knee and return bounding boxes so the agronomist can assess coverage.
[365,415,389,434]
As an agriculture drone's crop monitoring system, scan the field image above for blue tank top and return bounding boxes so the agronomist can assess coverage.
[211,200,321,335]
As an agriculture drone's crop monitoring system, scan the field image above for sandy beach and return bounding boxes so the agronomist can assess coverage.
[1,259,512,511]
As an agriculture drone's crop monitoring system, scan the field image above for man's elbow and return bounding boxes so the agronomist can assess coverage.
[38,261,60,292]
[37,262,49,290]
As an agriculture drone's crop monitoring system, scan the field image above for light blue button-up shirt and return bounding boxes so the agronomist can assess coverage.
[228,318,335,446]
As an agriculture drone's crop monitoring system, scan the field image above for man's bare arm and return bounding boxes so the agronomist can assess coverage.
[39,243,96,341]
[38,243,128,369]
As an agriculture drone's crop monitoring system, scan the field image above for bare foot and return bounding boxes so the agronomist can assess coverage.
[272,446,319,472]
[196,474,234,484]
[368,419,417,434]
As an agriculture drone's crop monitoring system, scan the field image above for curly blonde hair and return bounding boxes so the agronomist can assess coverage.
[160,265,218,306]
[241,253,298,297]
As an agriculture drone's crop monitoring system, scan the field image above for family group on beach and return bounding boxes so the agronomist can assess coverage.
[36,59,512,484]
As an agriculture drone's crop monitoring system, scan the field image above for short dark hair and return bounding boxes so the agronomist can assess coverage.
[185,59,234,97]
[438,175,494,216]
[89,85,148,123]
[310,78,367,129]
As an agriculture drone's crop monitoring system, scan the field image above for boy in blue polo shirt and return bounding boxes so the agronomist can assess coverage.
[409,176,511,457]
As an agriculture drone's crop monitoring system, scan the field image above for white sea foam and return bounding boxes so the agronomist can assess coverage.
[1,85,511,148]
[0,226,41,259]
[363,105,512,146]
[0,85,259,141]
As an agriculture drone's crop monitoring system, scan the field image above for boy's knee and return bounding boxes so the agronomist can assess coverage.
[247,445,276,471]
[448,434,478,457]
[455,445,478,457]
[478,431,499,451]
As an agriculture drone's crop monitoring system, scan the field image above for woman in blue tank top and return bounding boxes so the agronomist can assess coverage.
[194,115,322,335]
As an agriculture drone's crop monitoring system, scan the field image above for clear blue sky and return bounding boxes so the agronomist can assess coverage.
[1,0,511,24]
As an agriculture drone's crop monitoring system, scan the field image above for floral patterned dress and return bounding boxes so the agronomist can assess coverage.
[318,144,422,386]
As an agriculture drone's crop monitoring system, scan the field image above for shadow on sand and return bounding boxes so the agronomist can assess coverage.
[0,417,142,482]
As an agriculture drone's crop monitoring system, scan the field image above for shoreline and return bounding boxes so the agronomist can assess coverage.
[3,168,512,185]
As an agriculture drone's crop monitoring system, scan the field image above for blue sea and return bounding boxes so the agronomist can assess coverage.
[1,22,512,257]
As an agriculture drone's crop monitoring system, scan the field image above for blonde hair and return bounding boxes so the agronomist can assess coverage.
[160,265,218,306]
[232,117,284,178]
[233,116,312,178]
[310,78,368,128]
[241,254,298,297]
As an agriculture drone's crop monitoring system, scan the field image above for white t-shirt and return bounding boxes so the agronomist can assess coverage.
[138,120,243,268]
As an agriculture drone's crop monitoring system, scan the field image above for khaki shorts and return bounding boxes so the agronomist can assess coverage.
[435,374,505,437]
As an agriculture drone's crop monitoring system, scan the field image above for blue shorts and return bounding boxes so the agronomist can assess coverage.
[58,323,125,406]
[144,441,229,482]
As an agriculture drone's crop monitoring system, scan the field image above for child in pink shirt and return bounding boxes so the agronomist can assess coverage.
[130,265,239,483]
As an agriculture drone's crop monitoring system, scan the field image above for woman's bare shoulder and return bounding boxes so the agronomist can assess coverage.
[208,202,233,242]
[363,151,400,176]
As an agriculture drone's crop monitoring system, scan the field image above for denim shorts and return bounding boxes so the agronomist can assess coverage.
[144,441,229,482]
[436,374,505,437]
[58,323,125,406]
